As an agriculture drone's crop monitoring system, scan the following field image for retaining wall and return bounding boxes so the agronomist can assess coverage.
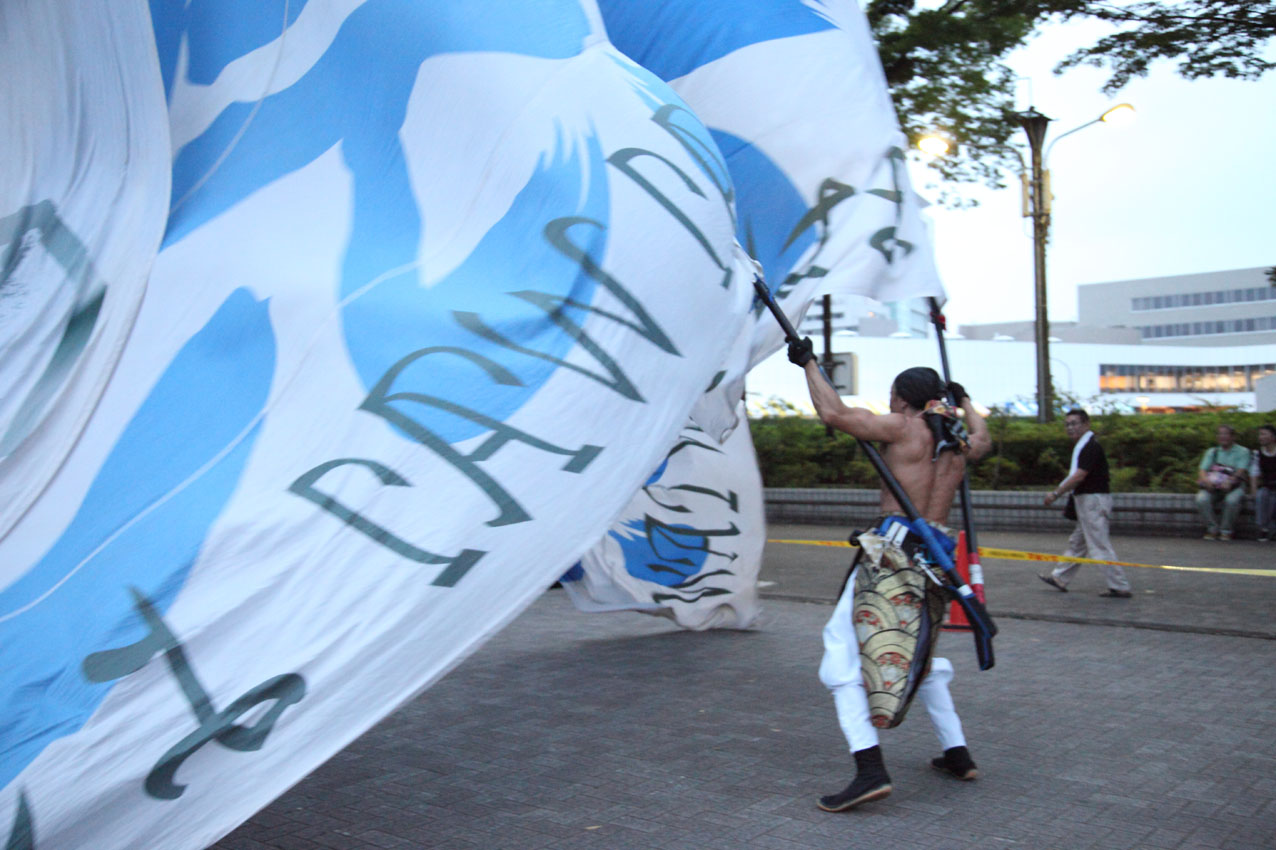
[764,488,1261,538]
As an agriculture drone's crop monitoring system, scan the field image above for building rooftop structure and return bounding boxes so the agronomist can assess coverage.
[958,320,1141,345]
[1078,266,1275,347]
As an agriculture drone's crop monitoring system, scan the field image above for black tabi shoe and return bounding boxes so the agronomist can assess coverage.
[931,745,978,781]
[818,745,892,812]
[818,775,893,812]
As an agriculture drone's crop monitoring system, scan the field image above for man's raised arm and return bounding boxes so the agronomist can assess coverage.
[947,381,991,460]
[789,338,903,443]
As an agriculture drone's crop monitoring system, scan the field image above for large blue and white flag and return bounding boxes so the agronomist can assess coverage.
[568,0,947,628]
[0,2,755,847]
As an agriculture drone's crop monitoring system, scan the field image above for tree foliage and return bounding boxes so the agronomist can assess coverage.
[869,0,1076,191]
[1056,1,1276,93]
[872,0,1276,191]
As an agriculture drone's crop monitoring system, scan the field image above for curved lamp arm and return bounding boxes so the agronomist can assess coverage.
[1045,103,1135,163]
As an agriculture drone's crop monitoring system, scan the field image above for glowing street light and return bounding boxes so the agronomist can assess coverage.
[1100,102,1136,124]
[917,134,951,157]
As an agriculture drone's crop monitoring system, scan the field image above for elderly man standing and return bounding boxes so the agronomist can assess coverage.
[1196,424,1251,541]
[1039,408,1132,598]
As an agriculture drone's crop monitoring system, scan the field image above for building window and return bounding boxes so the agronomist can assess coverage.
[1140,315,1276,338]
[1098,362,1274,393]
[1131,285,1276,311]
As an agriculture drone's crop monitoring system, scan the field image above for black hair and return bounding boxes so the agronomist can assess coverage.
[1065,408,1090,424]
[1218,424,1237,436]
[1259,424,1276,438]
[891,367,944,410]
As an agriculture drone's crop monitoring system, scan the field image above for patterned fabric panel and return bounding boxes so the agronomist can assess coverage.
[851,530,946,728]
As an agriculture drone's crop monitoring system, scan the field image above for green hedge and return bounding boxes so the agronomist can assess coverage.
[750,410,1274,492]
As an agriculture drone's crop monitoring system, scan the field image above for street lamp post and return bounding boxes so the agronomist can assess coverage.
[1013,103,1135,423]
[1017,108,1053,422]
[917,104,1133,423]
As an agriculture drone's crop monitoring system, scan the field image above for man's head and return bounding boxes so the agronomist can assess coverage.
[1216,424,1236,448]
[1063,408,1090,442]
[890,366,944,413]
[1259,425,1276,448]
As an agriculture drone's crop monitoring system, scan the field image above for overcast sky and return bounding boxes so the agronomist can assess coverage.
[906,15,1276,331]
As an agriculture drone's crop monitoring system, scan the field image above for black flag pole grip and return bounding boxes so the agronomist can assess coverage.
[752,277,996,670]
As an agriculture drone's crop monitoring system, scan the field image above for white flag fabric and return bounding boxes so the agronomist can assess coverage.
[562,401,763,629]
[0,0,171,526]
[0,2,755,847]
[567,0,948,628]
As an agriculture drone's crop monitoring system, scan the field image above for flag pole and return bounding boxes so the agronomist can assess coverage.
[927,298,985,605]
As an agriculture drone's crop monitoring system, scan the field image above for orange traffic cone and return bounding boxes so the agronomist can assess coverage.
[942,531,985,631]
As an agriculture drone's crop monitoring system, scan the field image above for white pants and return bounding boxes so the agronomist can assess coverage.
[818,570,966,754]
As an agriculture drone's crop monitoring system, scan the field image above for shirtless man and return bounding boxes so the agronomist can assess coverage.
[788,338,990,812]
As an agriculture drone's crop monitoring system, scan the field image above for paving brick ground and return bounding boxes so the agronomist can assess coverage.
[212,529,1276,850]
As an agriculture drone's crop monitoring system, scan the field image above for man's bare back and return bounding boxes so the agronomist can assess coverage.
[880,414,966,525]
[794,358,990,524]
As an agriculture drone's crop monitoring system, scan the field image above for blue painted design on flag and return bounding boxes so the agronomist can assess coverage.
[0,289,275,789]
[597,0,835,81]
[153,1,675,446]
[149,0,186,100]
[709,129,814,291]
[645,458,670,487]
[338,134,611,444]
[561,455,676,586]
[161,0,592,241]
[149,0,312,98]
[612,520,711,586]
[188,0,310,85]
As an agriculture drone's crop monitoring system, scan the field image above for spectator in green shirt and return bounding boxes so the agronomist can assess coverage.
[1196,425,1251,541]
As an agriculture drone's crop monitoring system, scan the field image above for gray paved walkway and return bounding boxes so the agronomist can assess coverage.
[212,529,1276,850]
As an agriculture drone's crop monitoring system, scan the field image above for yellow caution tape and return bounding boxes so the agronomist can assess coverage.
[766,538,1276,578]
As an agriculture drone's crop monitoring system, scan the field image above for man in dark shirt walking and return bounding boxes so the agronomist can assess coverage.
[1038,408,1132,598]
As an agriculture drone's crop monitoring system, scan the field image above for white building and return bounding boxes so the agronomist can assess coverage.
[746,335,1276,416]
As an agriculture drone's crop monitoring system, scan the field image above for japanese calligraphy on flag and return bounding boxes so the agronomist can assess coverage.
[567,0,948,629]
[0,2,754,848]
